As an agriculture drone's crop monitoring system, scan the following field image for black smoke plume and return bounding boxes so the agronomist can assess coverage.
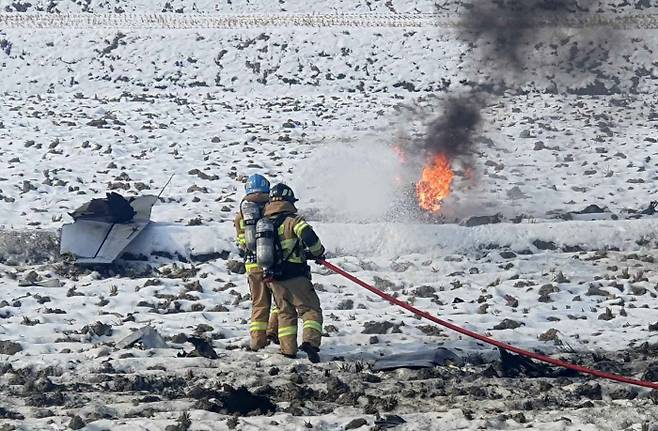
[458,0,598,70]
[419,0,619,163]
[403,0,630,216]
[423,97,481,162]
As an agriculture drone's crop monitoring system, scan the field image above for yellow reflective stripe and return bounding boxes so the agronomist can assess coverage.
[307,242,323,255]
[277,224,286,235]
[280,238,304,263]
[293,221,310,237]
[303,320,322,333]
[278,325,297,338]
[250,321,267,332]
[237,219,245,239]
[245,262,260,272]
[281,238,297,250]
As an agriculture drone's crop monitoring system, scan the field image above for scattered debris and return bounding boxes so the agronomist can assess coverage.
[177,336,219,359]
[82,321,113,337]
[190,385,275,415]
[68,415,86,430]
[345,418,368,430]
[492,319,523,330]
[0,407,24,420]
[373,348,463,371]
[17,270,44,286]
[116,326,167,349]
[373,415,406,429]
[463,214,502,227]
[574,204,606,214]
[497,349,575,379]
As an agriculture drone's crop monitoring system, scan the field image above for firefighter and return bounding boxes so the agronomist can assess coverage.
[234,174,278,351]
[262,183,325,363]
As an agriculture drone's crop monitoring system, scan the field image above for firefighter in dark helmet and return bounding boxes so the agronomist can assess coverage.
[259,183,325,363]
[233,174,278,351]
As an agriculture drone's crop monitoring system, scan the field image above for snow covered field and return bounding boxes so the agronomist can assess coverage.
[1,1,658,430]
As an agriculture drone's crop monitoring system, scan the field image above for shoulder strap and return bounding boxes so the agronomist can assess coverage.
[272,213,289,229]
[272,213,300,264]
[270,214,287,264]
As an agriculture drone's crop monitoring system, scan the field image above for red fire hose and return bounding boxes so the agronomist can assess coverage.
[319,259,658,390]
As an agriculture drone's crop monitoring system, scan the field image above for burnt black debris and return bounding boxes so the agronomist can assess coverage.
[190,385,276,416]
[0,407,24,420]
[182,336,220,360]
[69,192,136,223]
[498,348,577,378]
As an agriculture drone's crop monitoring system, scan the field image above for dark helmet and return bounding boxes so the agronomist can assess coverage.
[270,183,298,203]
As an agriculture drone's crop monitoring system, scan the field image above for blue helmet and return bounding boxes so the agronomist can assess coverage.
[245,174,270,195]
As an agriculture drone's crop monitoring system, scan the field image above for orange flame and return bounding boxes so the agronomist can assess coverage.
[416,153,454,213]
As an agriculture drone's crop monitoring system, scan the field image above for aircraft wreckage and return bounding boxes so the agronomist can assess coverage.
[60,192,158,264]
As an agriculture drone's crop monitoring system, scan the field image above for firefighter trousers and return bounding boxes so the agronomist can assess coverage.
[247,270,279,350]
[269,275,323,356]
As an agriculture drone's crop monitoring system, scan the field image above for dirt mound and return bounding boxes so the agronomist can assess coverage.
[0,230,59,265]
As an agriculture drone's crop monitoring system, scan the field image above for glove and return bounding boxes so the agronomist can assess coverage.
[302,249,326,264]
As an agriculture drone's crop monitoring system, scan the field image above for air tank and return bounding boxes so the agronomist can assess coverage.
[256,217,275,270]
[240,200,261,253]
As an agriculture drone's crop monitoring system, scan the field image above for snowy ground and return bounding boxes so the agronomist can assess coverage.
[1,2,658,430]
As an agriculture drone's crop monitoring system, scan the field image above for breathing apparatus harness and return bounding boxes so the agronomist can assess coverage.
[257,212,308,282]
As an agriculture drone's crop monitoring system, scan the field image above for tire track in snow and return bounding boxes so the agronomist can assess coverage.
[0,12,657,29]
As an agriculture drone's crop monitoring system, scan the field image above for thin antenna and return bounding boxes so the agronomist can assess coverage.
[157,174,175,200]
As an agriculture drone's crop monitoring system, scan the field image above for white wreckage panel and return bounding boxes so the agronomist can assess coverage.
[60,195,158,264]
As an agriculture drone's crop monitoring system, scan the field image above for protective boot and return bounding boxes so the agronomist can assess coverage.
[302,322,322,348]
[249,331,268,351]
[300,342,320,363]
[279,335,298,357]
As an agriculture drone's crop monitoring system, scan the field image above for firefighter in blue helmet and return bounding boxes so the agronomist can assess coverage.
[260,183,325,363]
[233,174,278,350]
